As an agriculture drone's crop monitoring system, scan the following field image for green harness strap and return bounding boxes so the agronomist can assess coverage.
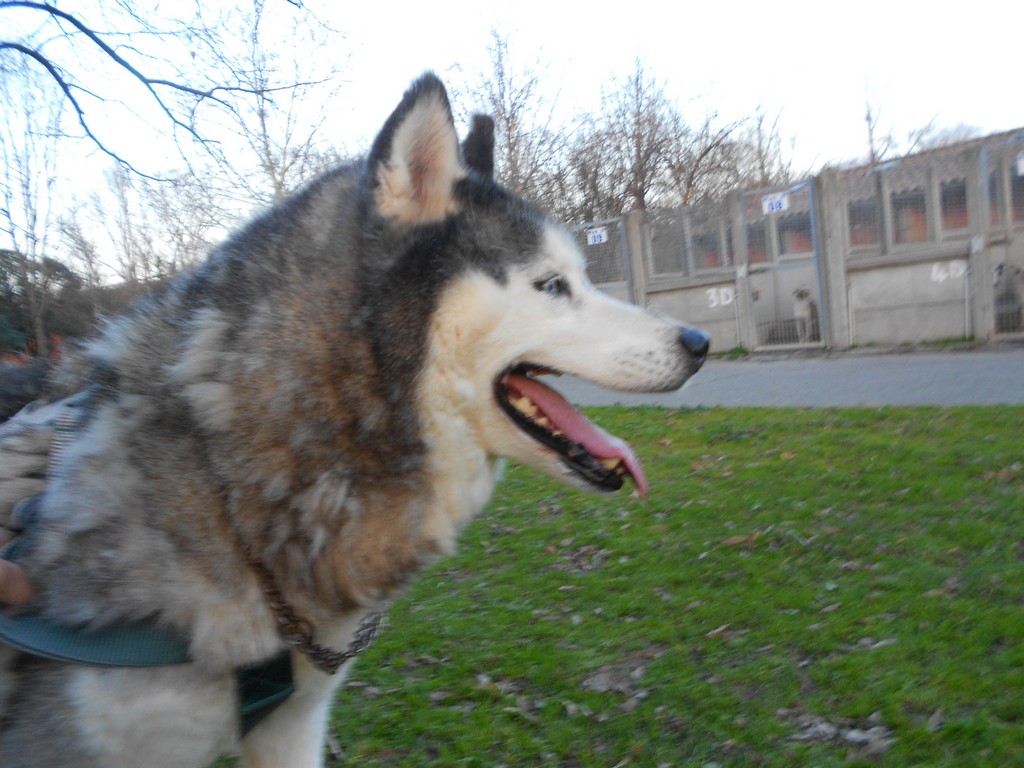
[0,611,192,666]
[0,495,295,735]
[236,651,296,734]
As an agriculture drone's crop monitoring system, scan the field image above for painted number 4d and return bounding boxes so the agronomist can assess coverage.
[931,260,967,282]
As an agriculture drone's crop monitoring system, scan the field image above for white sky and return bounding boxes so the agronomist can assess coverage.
[321,0,1023,171]
[1,0,1019,281]
[8,0,1023,197]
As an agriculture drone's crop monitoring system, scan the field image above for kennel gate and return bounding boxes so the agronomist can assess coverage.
[981,134,1024,337]
[739,180,827,349]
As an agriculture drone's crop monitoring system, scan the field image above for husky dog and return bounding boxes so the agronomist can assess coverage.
[793,287,817,343]
[0,74,708,767]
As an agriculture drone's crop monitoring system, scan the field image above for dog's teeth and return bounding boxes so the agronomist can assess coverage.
[512,396,537,417]
[535,416,552,428]
[601,457,623,471]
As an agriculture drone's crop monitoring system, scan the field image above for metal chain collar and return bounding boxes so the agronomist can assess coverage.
[242,545,386,675]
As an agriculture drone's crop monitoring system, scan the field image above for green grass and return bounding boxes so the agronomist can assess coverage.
[711,346,749,360]
[272,407,1024,766]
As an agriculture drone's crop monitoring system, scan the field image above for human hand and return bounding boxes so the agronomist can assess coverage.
[0,530,33,605]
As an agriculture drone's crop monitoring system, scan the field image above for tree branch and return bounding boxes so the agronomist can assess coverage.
[1,1,276,170]
[0,41,165,180]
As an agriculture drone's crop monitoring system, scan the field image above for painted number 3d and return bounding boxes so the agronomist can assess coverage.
[707,286,735,308]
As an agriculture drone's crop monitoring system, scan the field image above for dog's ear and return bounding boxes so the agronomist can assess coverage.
[462,114,495,179]
[368,73,465,225]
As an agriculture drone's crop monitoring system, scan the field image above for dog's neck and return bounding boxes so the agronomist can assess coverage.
[417,411,502,559]
[414,364,503,559]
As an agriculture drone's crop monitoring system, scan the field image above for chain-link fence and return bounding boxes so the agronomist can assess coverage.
[983,134,1024,334]
[573,218,627,287]
[645,200,734,280]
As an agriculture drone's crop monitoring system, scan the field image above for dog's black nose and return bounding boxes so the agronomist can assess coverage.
[680,327,710,367]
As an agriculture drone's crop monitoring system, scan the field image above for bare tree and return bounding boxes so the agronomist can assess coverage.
[59,207,103,320]
[555,60,751,220]
[58,205,154,323]
[0,57,63,356]
[466,30,565,210]
[907,121,981,154]
[551,121,625,223]
[138,172,223,273]
[3,0,350,306]
[0,0,277,176]
[726,108,794,191]
[191,0,347,204]
[865,96,982,165]
[863,98,915,166]
[66,159,229,293]
[98,166,161,285]
[667,114,743,205]
[602,60,683,212]
[547,62,678,221]
[88,165,221,286]
[2,0,346,190]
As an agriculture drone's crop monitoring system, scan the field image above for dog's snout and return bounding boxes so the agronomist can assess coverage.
[680,327,710,367]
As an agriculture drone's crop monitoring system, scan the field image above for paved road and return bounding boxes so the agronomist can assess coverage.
[559,347,1024,408]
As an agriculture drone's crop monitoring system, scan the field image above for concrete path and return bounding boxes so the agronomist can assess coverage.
[559,347,1024,408]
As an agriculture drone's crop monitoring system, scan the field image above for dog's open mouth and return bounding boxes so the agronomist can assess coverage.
[495,364,649,495]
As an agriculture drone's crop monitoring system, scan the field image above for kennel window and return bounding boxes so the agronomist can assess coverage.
[693,230,722,270]
[940,178,969,231]
[746,221,769,264]
[1013,164,1024,224]
[989,171,1003,227]
[847,198,880,248]
[777,211,814,256]
[891,187,929,244]
[647,216,688,276]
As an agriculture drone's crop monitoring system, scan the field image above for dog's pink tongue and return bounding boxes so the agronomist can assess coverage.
[506,374,649,496]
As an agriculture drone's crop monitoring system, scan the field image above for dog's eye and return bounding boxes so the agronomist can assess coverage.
[535,275,570,298]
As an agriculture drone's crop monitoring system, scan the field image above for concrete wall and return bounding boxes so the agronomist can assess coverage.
[587,130,1024,350]
[646,281,741,351]
[847,257,970,345]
